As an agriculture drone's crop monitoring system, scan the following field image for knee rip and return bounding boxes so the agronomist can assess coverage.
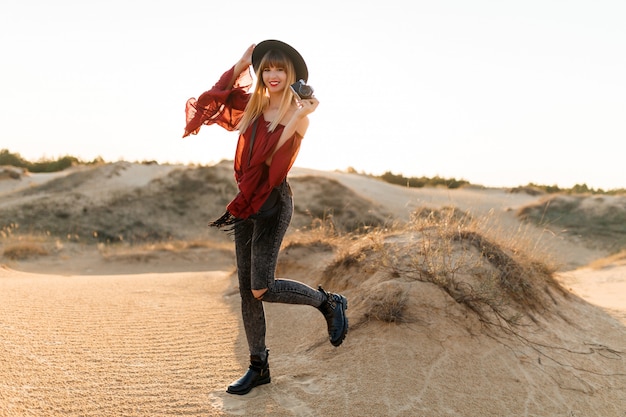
[252,289,268,300]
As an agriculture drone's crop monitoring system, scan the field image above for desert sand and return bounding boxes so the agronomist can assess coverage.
[0,162,624,417]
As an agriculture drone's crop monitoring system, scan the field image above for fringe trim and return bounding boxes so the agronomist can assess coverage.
[208,211,240,229]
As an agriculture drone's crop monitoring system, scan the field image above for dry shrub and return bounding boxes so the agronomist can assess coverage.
[410,205,471,225]
[290,215,339,241]
[281,217,338,259]
[409,207,564,326]
[451,230,559,311]
[320,206,564,330]
[282,239,334,254]
[320,237,381,293]
[363,281,410,323]
[2,241,49,260]
[1,226,52,260]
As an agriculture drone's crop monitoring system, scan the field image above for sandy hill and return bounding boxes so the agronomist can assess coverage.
[0,161,624,416]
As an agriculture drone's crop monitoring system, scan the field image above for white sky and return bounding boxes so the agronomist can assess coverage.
[1,0,625,189]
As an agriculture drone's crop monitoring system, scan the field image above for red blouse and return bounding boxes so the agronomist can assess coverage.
[183,66,303,220]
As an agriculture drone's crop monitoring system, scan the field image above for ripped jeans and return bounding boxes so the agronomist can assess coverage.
[233,181,325,357]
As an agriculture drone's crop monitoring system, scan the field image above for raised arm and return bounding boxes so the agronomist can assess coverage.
[228,44,255,89]
[183,44,256,137]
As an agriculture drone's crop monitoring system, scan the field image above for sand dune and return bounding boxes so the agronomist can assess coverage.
[1,162,625,416]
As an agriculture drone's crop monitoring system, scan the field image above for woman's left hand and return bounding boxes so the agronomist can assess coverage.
[296,97,319,116]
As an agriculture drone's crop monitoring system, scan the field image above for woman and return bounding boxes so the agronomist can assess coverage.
[183,40,348,395]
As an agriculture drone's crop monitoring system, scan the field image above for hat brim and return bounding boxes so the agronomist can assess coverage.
[252,40,308,83]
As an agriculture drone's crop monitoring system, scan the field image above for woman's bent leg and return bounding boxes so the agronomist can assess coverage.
[250,184,324,307]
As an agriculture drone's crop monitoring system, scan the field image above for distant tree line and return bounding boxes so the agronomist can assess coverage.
[0,149,102,173]
[347,167,626,195]
[378,171,469,189]
[520,182,625,196]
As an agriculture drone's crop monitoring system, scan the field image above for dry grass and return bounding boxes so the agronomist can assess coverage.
[362,280,410,323]
[2,241,49,260]
[316,206,564,330]
[97,238,233,262]
[1,227,52,260]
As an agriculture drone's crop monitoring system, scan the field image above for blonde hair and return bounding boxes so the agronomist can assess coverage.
[238,50,297,133]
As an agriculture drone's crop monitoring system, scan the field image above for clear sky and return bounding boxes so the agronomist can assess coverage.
[2,0,625,189]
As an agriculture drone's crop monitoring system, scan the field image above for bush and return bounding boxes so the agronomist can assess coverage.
[2,241,49,260]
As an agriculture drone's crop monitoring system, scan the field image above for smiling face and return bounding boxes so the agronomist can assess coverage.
[262,65,287,94]
[258,49,296,95]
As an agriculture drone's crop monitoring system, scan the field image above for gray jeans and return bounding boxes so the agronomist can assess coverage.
[234,181,325,357]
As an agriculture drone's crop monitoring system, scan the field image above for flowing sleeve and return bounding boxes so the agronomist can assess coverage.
[182,65,253,137]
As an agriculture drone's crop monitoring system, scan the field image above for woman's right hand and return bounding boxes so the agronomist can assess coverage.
[237,44,255,70]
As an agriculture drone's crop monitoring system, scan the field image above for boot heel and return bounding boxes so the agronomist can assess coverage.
[227,350,271,395]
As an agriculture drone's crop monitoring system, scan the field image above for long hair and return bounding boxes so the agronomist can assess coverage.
[238,49,297,134]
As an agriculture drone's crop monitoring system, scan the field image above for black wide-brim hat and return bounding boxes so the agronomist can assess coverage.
[252,39,308,83]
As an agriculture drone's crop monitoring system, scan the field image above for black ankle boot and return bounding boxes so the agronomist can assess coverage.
[226,350,271,395]
[317,286,348,347]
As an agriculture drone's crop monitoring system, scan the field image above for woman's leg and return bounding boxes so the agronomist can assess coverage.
[227,219,272,395]
[250,183,325,307]
[234,219,267,359]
